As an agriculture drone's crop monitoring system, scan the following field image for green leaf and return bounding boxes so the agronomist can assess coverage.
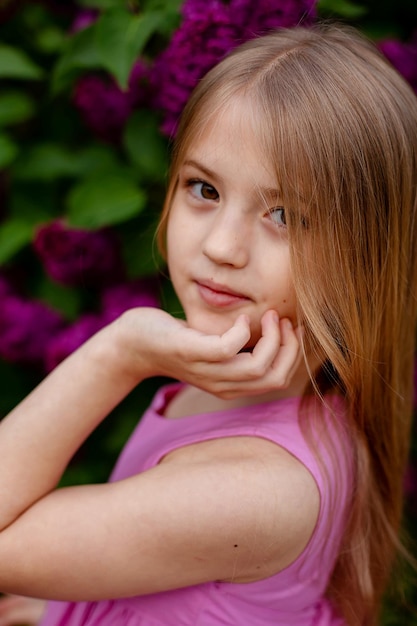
[0,133,18,169]
[0,45,44,80]
[34,278,82,321]
[51,25,101,94]
[77,0,125,8]
[142,0,182,14]
[317,0,368,18]
[13,144,82,181]
[74,145,125,178]
[120,215,162,277]
[95,9,165,89]
[124,110,169,181]
[9,185,60,224]
[0,219,33,264]
[0,91,36,127]
[67,174,147,228]
[14,143,125,182]
[35,27,67,55]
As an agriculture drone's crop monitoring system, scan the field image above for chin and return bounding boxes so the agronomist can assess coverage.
[187,312,263,349]
[185,311,237,337]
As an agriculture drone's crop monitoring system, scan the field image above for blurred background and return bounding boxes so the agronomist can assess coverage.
[0,0,416,623]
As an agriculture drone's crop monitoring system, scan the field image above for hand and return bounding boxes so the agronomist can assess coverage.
[118,308,303,399]
[0,595,46,626]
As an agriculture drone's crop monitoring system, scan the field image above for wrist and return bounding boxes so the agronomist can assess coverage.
[108,308,159,383]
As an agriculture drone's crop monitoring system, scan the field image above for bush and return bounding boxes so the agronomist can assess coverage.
[0,1,416,622]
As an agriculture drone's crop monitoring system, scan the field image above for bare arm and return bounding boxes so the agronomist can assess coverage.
[0,307,314,600]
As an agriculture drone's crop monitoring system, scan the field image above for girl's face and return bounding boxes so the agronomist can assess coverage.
[166,100,297,346]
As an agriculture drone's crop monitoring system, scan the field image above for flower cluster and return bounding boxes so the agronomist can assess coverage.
[45,278,159,371]
[0,276,65,366]
[34,221,124,287]
[73,61,149,143]
[72,0,317,140]
[150,0,317,136]
[379,31,417,93]
[71,9,149,143]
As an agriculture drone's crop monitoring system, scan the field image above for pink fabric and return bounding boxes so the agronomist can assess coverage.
[40,383,352,625]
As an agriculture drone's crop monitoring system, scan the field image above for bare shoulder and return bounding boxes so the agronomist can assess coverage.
[160,435,320,582]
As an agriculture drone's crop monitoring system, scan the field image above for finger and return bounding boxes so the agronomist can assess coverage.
[250,310,281,364]
[269,318,303,386]
[186,313,280,390]
[183,315,251,362]
[219,316,301,389]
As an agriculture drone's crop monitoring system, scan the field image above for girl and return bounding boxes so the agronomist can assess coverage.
[0,23,416,626]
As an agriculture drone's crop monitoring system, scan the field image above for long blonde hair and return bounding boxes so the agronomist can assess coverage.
[159,24,417,625]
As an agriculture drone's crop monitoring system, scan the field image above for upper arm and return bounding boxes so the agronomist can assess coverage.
[0,437,319,601]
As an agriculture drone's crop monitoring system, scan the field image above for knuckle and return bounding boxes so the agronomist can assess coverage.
[250,361,268,378]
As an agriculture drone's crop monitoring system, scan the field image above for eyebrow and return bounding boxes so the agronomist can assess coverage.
[182,159,220,182]
[182,158,282,199]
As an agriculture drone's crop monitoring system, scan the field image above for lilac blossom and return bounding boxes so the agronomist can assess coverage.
[33,221,124,288]
[150,0,317,136]
[100,278,160,324]
[70,9,98,33]
[230,0,316,39]
[44,278,160,371]
[73,75,133,143]
[45,313,104,372]
[0,274,12,299]
[379,32,417,93]
[150,0,239,137]
[0,294,64,365]
[73,61,149,143]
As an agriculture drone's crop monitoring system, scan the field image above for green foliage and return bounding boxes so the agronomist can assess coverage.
[67,173,147,228]
[0,44,44,79]
[124,109,169,181]
[0,2,416,622]
[0,90,36,127]
[95,8,165,88]
[317,0,368,19]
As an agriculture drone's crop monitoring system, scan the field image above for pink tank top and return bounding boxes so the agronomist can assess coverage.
[41,383,352,626]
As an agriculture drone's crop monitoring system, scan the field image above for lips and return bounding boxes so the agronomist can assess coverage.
[195,279,250,308]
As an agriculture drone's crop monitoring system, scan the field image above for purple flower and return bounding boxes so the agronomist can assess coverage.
[70,9,98,34]
[230,0,316,38]
[101,278,160,323]
[44,278,160,371]
[73,75,133,143]
[73,61,150,143]
[0,294,64,365]
[128,60,151,109]
[150,0,317,136]
[0,274,12,299]
[380,32,417,93]
[33,221,124,288]
[45,314,104,371]
[150,0,238,137]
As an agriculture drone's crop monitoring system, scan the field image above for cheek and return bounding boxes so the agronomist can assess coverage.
[165,214,180,272]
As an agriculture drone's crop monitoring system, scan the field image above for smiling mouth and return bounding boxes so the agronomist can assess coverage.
[196,280,250,308]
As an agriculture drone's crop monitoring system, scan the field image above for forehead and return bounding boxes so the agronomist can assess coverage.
[183,97,278,190]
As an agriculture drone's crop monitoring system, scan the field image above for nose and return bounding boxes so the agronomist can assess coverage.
[202,206,250,268]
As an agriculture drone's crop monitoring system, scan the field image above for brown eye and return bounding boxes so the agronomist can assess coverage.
[200,183,219,200]
[188,180,219,201]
